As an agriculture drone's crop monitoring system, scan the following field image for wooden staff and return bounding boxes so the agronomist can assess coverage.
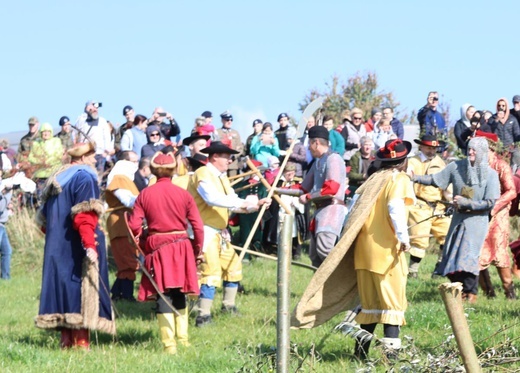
[438,282,481,373]
[228,169,257,181]
[235,98,325,263]
[231,244,317,271]
[245,157,292,214]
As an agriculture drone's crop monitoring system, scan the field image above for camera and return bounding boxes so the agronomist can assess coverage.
[158,112,167,117]
[93,102,102,108]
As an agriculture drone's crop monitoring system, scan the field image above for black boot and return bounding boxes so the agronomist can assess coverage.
[121,279,136,301]
[111,278,122,301]
[354,338,372,361]
[478,268,496,298]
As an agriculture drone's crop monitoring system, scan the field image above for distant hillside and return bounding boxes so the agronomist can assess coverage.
[0,130,25,151]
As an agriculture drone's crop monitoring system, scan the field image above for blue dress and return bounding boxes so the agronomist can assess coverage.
[35,166,115,334]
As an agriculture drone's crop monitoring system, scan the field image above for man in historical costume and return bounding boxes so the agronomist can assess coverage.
[183,134,211,157]
[291,139,414,360]
[128,151,204,354]
[34,142,115,349]
[187,141,271,327]
[105,151,140,301]
[298,126,347,268]
[352,139,415,359]
[413,137,500,302]
[476,131,517,299]
[407,135,452,278]
[216,111,244,177]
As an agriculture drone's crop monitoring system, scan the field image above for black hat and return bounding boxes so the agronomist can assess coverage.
[308,126,329,141]
[220,111,233,120]
[200,141,239,155]
[59,116,70,126]
[123,105,133,115]
[277,113,289,121]
[182,134,211,146]
[413,134,445,148]
[252,119,263,126]
[376,139,412,162]
[201,110,212,118]
[187,153,208,170]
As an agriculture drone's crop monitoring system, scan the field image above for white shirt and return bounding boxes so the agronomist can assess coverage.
[75,113,114,155]
[197,162,246,211]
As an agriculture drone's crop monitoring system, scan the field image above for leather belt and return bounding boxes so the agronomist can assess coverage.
[149,230,187,236]
[313,198,346,210]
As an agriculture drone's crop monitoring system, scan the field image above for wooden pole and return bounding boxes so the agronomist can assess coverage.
[276,213,293,373]
[438,282,481,373]
[231,244,317,271]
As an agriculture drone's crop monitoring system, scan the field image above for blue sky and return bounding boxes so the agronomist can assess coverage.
[1,0,519,142]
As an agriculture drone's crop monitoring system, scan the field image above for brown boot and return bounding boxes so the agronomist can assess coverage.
[462,293,477,304]
[478,269,496,298]
[497,267,517,300]
[60,328,73,349]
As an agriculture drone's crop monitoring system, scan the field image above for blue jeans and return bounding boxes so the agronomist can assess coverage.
[0,224,12,279]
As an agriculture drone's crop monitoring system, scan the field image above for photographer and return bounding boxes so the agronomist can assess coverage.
[250,122,280,168]
[488,98,520,147]
[417,91,446,136]
[148,107,181,146]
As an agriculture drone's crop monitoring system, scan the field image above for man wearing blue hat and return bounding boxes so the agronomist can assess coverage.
[275,112,290,153]
[55,116,74,150]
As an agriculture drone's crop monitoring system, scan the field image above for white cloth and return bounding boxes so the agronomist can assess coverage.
[388,198,410,245]
[107,160,138,186]
[113,189,137,208]
[1,154,12,171]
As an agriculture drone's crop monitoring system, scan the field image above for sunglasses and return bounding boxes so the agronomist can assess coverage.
[150,133,160,137]
[431,97,439,102]
[353,117,363,120]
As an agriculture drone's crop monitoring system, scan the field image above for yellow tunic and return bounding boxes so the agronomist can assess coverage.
[354,171,415,274]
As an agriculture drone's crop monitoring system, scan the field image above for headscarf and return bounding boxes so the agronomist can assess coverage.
[460,103,473,128]
[466,137,489,187]
[107,160,138,186]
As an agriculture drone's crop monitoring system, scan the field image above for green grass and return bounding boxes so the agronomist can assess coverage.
[2,212,520,372]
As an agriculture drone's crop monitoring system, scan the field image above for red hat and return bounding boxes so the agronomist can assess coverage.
[151,152,176,168]
[376,139,412,162]
[475,130,499,143]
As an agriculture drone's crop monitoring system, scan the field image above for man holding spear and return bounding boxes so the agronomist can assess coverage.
[298,125,347,267]
[187,141,271,327]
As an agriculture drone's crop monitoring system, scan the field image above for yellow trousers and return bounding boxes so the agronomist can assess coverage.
[199,227,242,287]
[408,203,450,258]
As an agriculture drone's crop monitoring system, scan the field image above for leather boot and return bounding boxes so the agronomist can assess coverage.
[60,328,73,349]
[462,293,478,304]
[354,338,371,361]
[157,313,177,354]
[175,308,190,347]
[478,269,496,298]
[121,279,136,301]
[497,267,517,300]
[71,329,90,350]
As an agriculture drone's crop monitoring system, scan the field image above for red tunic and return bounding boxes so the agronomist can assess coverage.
[128,177,204,300]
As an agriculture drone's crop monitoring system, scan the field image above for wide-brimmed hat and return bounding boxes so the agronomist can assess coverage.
[182,134,210,146]
[375,139,412,162]
[151,152,177,169]
[67,142,96,158]
[187,153,208,169]
[413,134,445,148]
[200,141,239,155]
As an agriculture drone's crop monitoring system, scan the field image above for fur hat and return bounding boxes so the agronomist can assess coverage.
[67,142,96,158]
[150,152,176,169]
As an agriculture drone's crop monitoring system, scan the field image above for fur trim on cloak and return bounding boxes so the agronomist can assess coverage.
[34,257,116,335]
[70,198,105,218]
[291,169,394,329]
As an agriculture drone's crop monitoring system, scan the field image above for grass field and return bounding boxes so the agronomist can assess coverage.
[2,210,520,372]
